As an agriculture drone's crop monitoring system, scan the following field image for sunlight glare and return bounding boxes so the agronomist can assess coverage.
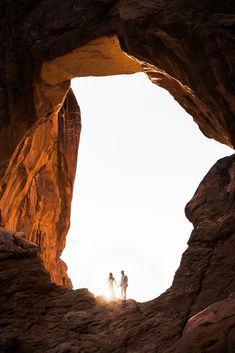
[62,73,232,302]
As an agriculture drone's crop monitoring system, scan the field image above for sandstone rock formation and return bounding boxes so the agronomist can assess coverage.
[0,88,81,286]
[1,0,235,282]
[0,0,235,352]
[166,296,235,353]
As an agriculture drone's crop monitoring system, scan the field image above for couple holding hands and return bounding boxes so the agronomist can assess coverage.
[108,270,128,301]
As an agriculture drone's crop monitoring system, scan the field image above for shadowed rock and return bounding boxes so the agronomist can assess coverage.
[0,1,235,352]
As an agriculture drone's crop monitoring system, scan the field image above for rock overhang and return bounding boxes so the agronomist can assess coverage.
[0,1,235,351]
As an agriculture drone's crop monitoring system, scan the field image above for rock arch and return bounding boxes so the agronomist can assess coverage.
[0,1,235,351]
[1,0,235,284]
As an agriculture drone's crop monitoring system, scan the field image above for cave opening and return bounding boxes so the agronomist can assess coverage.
[61,72,231,302]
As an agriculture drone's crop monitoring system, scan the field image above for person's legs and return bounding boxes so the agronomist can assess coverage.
[123,287,127,300]
[109,285,115,300]
[121,286,127,300]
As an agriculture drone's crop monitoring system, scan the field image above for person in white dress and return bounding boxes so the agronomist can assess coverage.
[107,272,118,300]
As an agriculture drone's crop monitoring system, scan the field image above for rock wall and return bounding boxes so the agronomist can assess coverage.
[0,0,235,283]
[0,1,235,352]
[2,1,235,143]
[0,89,81,286]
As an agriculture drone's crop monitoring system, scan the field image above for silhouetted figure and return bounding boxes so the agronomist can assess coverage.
[107,272,118,300]
[120,270,128,300]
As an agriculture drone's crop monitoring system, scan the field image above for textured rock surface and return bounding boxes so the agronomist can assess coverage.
[1,1,235,147]
[41,35,142,85]
[0,1,235,352]
[165,295,235,353]
[172,154,235,313]
[0,89,81,286]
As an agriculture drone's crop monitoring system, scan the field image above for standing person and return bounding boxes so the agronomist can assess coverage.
[107,272,118,300]
[120,270,128,300]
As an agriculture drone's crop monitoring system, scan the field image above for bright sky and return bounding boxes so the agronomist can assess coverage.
[62,73,232,302]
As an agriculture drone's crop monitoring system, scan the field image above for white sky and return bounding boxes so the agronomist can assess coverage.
[62,73,232,302]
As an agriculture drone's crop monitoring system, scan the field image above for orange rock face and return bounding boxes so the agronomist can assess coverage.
[0,89,81,286]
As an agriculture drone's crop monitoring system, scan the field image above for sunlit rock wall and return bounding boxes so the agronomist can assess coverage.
[0,89,80,286]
